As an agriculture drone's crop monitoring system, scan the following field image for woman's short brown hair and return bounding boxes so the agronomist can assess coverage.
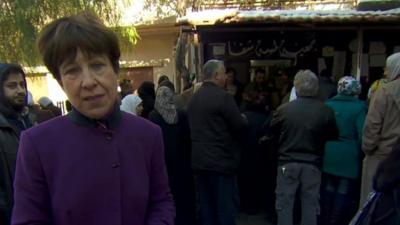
[37,12,120,80]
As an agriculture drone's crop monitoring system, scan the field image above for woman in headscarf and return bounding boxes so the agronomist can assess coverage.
[120,94,143,116]
[37,96,62,117]
[361,52,400,207]
[11,12,174,225]
[321,76,366,225]
[149,83,196,225]
[137,81,155,119]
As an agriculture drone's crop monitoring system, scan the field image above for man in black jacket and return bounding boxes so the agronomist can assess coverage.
[0,63,32,225]
[317,68,337,102]
[187,59,247,225]
[271,69,338,225]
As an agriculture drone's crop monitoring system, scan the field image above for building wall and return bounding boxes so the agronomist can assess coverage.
[121,30,179,86]
[26,75,50,103]
[26,25,179,106]
[27,74,68,113]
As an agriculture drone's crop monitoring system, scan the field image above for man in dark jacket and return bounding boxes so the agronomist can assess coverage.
[0,63,32,225]
[317,69,337,101]
[187,59,248,225]
[270,69,338,225]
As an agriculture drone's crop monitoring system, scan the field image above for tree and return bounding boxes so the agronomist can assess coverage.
[143,0,191,17]
[0,0,138,66]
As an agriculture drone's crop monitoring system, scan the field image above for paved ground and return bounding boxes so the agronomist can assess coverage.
[237,213,275,225]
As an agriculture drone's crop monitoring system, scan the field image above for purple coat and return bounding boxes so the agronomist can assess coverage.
[11,112,175,225]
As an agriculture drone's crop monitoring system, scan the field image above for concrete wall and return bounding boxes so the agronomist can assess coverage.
[121,26,179,86]
[26,74,67,110]
[26,24,179,106]
[26,75,49,103]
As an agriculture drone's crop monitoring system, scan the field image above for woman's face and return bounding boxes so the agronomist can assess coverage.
[59,49,118,119]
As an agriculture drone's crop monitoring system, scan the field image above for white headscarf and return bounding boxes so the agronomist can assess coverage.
[120,94,142,115]
[289,86,297,102]
[386,53,400,81]
[27,92,34,106]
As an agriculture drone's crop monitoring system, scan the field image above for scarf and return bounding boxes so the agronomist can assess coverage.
[386,52,400,81]
[155,86,177,124]
[120,94,142,115]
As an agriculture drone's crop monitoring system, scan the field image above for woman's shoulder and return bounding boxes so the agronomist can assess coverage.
[325,98,366,113]
[148,110,161,121]
[24,116,69,137]
[121,112,160,132]
[327,95,365,105]
[350,99,367,112]
[177,109,187,117]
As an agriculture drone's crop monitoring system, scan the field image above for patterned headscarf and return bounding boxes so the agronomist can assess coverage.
[155,86,178,124]
[337,76,361,96]
[386,53,400,81]
[120,94,142,115]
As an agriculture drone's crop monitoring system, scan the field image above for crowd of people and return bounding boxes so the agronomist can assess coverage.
[0,11,400,225]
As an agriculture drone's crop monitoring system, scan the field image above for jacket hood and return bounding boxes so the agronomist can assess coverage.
[0,63,27,117]
[383,78,400,111]
[373,138,400,192]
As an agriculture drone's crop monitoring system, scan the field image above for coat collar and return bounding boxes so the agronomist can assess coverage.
[296,96,318,101]
[329,94,359,102]
[67,104,122,129]
[0,112,12,129]
[382,78,400,110]
[202,81,219,88]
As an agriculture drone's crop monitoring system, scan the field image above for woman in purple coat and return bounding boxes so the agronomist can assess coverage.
[11,13,175,225]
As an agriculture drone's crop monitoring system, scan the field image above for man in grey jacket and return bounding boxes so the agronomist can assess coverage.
[270,70,338,225]
[187,59,247,225]
[0,63,32,225]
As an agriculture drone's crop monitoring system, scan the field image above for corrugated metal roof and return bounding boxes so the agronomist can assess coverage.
[177,8,400,25]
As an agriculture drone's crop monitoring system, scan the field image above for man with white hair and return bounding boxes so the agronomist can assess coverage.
[361,52,400,206]
[270,69,338,225]
[187,59,247,225]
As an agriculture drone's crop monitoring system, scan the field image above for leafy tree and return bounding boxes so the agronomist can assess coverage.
[143,0,191,17]
[0,0,138,66]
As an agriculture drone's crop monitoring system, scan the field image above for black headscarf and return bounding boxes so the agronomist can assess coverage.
[137,81,155,119]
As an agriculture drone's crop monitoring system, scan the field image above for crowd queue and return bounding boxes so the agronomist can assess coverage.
[1,11,400,225]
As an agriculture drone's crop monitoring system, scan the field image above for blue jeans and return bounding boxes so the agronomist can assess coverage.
[195,171,239,225]
[321,173,358,225]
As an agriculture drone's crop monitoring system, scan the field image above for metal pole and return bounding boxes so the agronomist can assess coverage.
[356,28,364,81]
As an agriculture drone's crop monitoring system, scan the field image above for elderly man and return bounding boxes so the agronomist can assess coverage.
[361,52,400,206]
[270,70,338,225]
[187,60,247,225]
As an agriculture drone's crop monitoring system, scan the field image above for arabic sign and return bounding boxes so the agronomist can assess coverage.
[226,39,316,59]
